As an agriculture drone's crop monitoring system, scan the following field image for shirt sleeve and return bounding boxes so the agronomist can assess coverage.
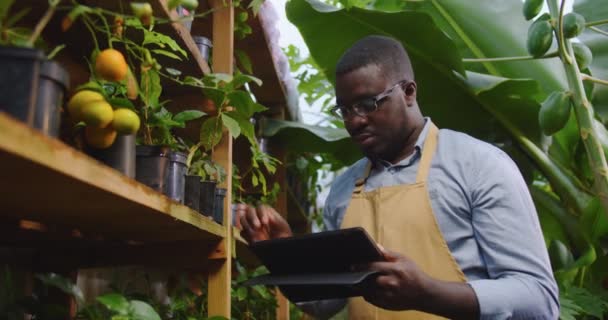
[467,148,559,319]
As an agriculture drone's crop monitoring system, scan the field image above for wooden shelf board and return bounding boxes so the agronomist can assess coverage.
[0,112,225,244]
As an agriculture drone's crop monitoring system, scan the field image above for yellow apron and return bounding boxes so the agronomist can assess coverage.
[340,125,467,320]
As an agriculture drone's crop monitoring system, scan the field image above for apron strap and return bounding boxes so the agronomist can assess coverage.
[353,124,439,192]
[353,161,373,194]
[415,124,439,183]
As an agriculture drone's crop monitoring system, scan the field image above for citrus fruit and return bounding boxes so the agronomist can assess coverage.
[85,125,118,149]
[95,49,128,82]
[67,90,105,122]
[81,100,114,128]
[112,108,140,134]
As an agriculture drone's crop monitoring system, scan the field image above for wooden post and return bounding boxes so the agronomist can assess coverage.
[207,0,234,317]
[270,109,290,320]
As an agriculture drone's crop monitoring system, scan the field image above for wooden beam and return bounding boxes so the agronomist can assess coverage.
[207,0,234,317]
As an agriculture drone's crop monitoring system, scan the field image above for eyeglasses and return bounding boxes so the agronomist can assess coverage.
[331,80,408,119]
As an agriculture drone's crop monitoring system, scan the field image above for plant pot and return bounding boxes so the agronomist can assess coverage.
[34,60,69,137]
[192,36,212,63]
[199,180,217,218]
[87,134,136,178]
[213,188,227,225]
[184,175,201,212]
[0,47,69,136]
[0,46,44,124]
[136,145,170,194]
[166,151,187,203]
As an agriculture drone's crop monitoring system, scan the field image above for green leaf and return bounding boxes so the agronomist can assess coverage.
[202,87,226,109]
[236,286,247,301]
[108,97,136,110]
[97,294,129,315]
[262,118,360,166]
[5,7,30,28]
[230,73,263,89]
[235,49,253,74]
[152,49,182,60]
[200,117,223,151]
[46,44,65,60]
[0,0,16,20]
[221,113,241,138]
[129,300,161,320]
[580,198,608,242]
[35,273,84,304]
[227,111,255,143]
[174,110,205,122]
[143,30,187,58]
[165,67,182,76]
[560,295,583,320]
[140,68,161,107]
[248,0,265,16]
[227,91,266,118]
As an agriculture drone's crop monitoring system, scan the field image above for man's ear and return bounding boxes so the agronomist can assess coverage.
[403,81,417,106]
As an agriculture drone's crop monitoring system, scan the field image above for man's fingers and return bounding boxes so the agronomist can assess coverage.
[257,205,271,226]
[246,205,261,228]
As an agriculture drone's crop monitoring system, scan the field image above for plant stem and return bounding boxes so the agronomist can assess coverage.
[586,19,608,27]
[463,51,559,63]
[548,0,608,220]
[581,74,608,87]
[557,0,572,64]
[27,3,57,47]
[589,26,608,37]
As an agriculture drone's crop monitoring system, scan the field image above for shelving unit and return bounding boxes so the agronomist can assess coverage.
[1,0,301,319]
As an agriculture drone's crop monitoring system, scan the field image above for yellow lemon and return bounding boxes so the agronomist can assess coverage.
[66,90,105,122]
[95,49,128,82]
[85,125,117,149]
[112,108,140,135]
[81,100,114,128]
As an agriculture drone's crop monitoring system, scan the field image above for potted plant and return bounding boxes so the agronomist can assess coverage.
[184,143,227,222]
[62,2,204,197]
[0,0,70,137]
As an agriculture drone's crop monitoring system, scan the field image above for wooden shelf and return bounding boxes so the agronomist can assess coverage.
[0,112,225,245]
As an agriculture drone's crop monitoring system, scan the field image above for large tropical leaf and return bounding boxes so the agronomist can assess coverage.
[400,0,567,94]
[261,118,361,165]
[285,0,591,213]
[574,0,608,121]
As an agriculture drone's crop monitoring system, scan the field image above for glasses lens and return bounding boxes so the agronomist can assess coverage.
[354,98,377,116]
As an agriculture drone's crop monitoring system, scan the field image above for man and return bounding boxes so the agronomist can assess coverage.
[236,35,559,319]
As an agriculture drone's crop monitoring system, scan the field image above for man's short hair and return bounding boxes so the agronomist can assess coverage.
[336,35,414,82]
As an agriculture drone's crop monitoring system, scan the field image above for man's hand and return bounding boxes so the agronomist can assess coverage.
[359,247,479,319]
[235,203,293,242]
[359,247,431,311]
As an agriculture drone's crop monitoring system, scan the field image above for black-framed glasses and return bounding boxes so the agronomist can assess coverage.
[331,80,408,119]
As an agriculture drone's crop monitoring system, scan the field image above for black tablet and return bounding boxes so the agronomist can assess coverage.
[245,227,386,302]
[249,227,384,275]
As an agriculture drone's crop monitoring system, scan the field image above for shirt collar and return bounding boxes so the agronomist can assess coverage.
[375,117,432,169]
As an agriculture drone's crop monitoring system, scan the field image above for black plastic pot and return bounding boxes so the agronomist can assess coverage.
[199,180,216,218]
[192,36,212,63]
[0,47,69,136]
[136,145,170,194]
[87,134,136,178]
[34,60,69,137]
[166,151,187,203]
[184,175,201,212]
[214,188,227,225]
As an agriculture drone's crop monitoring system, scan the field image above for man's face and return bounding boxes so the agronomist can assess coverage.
[335,64,414,162]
